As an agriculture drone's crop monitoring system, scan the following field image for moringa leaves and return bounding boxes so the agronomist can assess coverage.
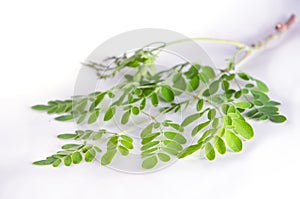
[269,115,287,123]
[256,79,269,92]
[214,136,226,155]
[32,39,288,170]
[55,115,74,121]
[205,143,215,160]
[232,118,254,139]
[160,86,174,102]
[72,151,83,164]
[104,106,116,121]
[225,130,243,152]
[192,121,210,137]
[101,149,117,166]
[142,156,158,169]
[164,132,187,144]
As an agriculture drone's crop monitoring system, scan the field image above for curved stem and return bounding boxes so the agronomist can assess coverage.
[232,14,296,70]
[167,14,296,71]
[167,37,250,49]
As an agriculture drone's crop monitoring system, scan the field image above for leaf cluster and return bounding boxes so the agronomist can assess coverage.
[32,44,287,170]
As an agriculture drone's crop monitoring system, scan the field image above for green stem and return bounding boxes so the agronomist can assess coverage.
[167,38,250,49]
[168,15,296,71]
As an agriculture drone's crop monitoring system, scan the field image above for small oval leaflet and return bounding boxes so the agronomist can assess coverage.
[225,130,243,152]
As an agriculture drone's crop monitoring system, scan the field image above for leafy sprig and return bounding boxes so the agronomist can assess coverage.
[32,15,296,170]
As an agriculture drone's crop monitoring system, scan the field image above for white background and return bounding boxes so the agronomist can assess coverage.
[1,0,300,198]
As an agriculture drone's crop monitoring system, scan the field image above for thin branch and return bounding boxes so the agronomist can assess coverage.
[234,14,297,68]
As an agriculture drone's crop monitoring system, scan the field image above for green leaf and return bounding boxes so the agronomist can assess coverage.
[208,109,216,120]
[205,143,215,160]
[259,106,278,115]
[31,105,49,111]
[162,147,179,155]
[173,73,187,94]
[104,106,116,121]
[107,136,118,149]
[184,64,199,79]
[141,141,160,151]
[221,80,230,90]
[131,106,140,115]
[202,66,216,79]
[134,88,143,96]
[76,98,88,112]
[33,159,55,166]
[177,142,203,158]
[61,144,80,149]
[212,118,219,128]
[88,109,100,124]
[101,149,117,165]
[120,140,134,149]
[227,105,236,114]
[188,76,200,91]
[191,121,210,136]
[94,146,102,152]
[269,115,287,123]
[118,145,129,156]
[238,72,250,80]
[164,123,181,132]
[82,145,93,153]
[164,132,187,144]
[47,106,57,114]
[64,156,72,166]
[222,104,230,114]
[71,151,82,164]
[234,90,242,98]
[246,109,259,117]
[232,118,254,139]
[81,130,92,140]
[217,128,225,137]
[160,86,174,102]
[209,80,219,95]
[140,98,146,110]
[93,131,103,140]
[254,100,264,106]
[181,113,201,127]
[94,92,107,107]
[225,130,242,152]
[142,156,158,169]
[153,122,160,129]
[57,134,76,139]
[157,153,171,162]
[141,132,160,145]
[163,140,183,151]
[151,93,159,106]
[141,147,158,155]
[245,83,254,88]
[198,129,216,143]
[214,136,226,155]
[121,110,131,124]
[120,135,133,143]
[251,90,269,102]
[225,73,235,81]
[197,99,204,111]
[55,115,74,121]
[141,123,154,138]
[52,159,62,167]
[76,111,87,124]
[235,102,252,109]
[223,116,233,128]
[267,101,281,106]
[256,79,269,92]
[85,149,96,162]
